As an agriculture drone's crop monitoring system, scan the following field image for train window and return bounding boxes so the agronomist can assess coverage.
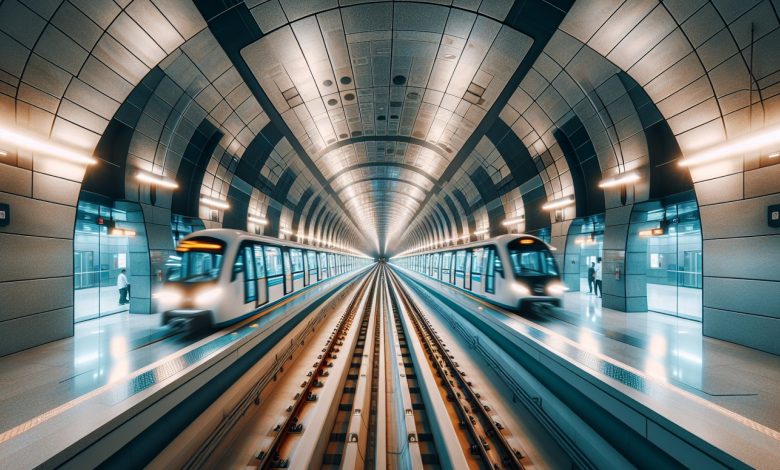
[471,248,483,274]
[170,237,225,283]
[232,250,244,280]
[507,239,558,276]
[254,245,266,278]
[264,246,284,277]
[307,251,317,271]
[441,252,452,270]
[290,249,304,273]
[243,245,257,302]
[455,250,466,271]
[484,247,496,294]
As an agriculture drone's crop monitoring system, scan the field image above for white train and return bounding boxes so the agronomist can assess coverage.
[156,229,372,330]
[392,234,565,312]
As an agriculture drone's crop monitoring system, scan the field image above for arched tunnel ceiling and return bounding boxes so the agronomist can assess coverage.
[238,0,549,252]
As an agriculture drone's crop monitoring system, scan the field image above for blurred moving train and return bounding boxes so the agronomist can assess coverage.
[392,234,565,312]
[155,229,371,330]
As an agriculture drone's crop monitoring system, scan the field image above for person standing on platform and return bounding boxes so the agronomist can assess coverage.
[588,262,596,294]
[594,258,603,298]
[117,269,129,306]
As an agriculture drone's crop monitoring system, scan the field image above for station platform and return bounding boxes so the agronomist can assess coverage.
[537,292,780,432]
[0,270,366,469]
[393,267,780,468]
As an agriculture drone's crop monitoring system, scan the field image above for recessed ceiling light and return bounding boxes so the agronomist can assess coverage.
[340,76,352,85]
[327,98,338,106]
[344,93,355,101]
[392,75,406,85]
[377,115,386,121]
[441,53,456,60]
[323,79,333,87]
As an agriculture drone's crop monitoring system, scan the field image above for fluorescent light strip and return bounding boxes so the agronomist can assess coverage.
[136,171,178,189]
[474,228,489,236]
[0,126,97,165]
[502,215,525,226]
[542,196,574,211]
[280,227,293,235]
[248,215,268,225]
[200,196,230,210]
[599,171,640,188]
[679,124,780,167]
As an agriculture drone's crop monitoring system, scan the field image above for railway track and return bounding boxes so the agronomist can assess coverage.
[254,269,379,469]
[182,264,537,469]
[387,269,528,470]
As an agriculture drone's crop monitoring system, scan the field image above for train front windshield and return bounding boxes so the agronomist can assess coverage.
[167,238,225,283]
[508,238,558,277]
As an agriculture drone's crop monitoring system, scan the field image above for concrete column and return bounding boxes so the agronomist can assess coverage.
[601,204,647,312]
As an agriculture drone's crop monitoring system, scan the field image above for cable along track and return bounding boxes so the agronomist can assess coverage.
[387,269,528,470]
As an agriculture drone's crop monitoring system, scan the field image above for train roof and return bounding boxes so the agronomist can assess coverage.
[179,228,372,258]
[393,233,552,258]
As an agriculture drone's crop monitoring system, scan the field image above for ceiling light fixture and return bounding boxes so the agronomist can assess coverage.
[769,152,780,159]
[136,171,178,189]
[248,215,268,225]
[679,124,780,167]
[598,171,640,188]
[474,228,489,236]
[502,215,525,226]
[542,196,575,211]
[0,126,97,165]
[280,227,293,235]
[200,196,230,210]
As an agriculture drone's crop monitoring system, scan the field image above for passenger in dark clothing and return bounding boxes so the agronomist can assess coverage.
[587,262,596,294]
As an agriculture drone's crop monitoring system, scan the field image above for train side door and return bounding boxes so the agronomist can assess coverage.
[308,251,318,283]
[484,247,496,294]
[464,251,473,290]
[319,252,328,279]
[303,250,310,286]
[264,246,285,301]
[282,249,293,294]
[253,244,268,306]
[242,244,257,307]
[448,252,455,284]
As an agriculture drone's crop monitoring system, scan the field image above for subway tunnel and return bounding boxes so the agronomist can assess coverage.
[0,0,779,468]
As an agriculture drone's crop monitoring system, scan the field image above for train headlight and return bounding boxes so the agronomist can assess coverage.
[547,282,568,295]
[154,288,182,307]
[512,283,530,296]
[195,287,222,305]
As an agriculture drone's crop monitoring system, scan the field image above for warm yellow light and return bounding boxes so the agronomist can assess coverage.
[638,228,664,237]
[598,171,640,188]
[136,171,178,189]
[110,228,136,237]
[679,124,780,167]
[474,228,489,236]
[248,215,268,225]
[176,242,222,251]
[460,233,470,239]
[0,126,97,165]
[542,196,574,210]
[769,152,780,159]
[502,215,525,226]
[200,196,230,210]
[520,238,534,245]
[280,227,293,235]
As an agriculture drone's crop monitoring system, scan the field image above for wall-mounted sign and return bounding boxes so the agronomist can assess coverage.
[0,203,9,227]
[769,204,780,228]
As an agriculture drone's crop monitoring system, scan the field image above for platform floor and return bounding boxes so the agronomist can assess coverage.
[0,312,189,434]
[528,292,780,431]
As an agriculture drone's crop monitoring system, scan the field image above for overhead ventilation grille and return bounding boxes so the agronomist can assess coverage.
[282,86,303,107]
[464,82,486,105]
